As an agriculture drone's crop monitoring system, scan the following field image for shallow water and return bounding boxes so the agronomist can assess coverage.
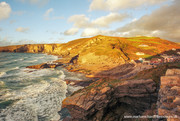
[0,52,84,121]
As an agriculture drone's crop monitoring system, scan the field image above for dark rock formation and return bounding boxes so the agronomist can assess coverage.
[69,54,79,64]
[62,79,157,121]
[26,62,62,69]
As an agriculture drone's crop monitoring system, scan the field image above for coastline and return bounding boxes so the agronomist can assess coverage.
[0,52,89,121]
[0,35,180,120]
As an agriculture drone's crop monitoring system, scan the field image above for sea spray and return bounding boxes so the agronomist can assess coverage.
[0,77,67,121]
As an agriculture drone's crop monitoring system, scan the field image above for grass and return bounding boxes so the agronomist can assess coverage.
[126,37,161,44]
[145,55,161,60]
[126,38,144,42]
[141,54,153,58]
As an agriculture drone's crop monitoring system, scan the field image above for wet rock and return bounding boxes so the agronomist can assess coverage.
[26,62,62,69]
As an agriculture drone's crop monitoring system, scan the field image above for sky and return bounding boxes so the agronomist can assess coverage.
[0,0,179,46]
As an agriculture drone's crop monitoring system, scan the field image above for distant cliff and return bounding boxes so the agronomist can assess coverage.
[0,44,61,54]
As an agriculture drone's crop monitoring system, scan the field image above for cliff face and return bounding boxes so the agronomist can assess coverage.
[61,63,180,121]
[0,44,62,54]
[62,78,158,121]
[158,69,180,120]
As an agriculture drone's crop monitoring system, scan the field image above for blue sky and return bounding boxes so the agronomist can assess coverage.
[0,0,179,46]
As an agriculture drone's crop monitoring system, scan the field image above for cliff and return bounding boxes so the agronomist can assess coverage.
[158,69,180,120]
[61,63,180,121]
[62,78,157,121]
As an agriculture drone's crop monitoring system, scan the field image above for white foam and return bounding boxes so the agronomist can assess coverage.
[25,59,38,63]
[0,78,67,121]
[12,66,20,70]
[0,72,6,77]
[58,70,66,80]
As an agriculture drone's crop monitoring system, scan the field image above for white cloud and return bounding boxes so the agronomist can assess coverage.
[92,13,129,27]
[81,28,101,37]
[0,2,11,20]
[16,27,29,33]
[116,0,180,42]
[64,28,79,35]
[65,13,129,36]
[89,0,169,11]
[81,28,123,37]
[44,8,53,18]
[44,8,64,20]
[68,14,93,28]
[68,13,129,28]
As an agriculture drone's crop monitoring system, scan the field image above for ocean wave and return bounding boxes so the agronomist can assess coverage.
[12,66,20,70]
[13,58,24,61]
[0,72,6,77]
[25,59,38,63]
[0,78,67,121]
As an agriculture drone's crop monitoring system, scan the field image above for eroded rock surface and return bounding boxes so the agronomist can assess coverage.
[158,69,180,120]
[62,78,157,121]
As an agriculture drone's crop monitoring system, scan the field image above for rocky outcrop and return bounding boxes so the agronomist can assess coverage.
[26,62,63,69]
[62,78,157,121]
[158,69,180,120]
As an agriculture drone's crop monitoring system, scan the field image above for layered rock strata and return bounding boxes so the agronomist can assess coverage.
[62,78,158,121]
[158,69,180,121]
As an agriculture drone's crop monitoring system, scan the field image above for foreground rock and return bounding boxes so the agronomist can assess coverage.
[62,78,157,121]
[158,69,180,120]
[26,62,63,69]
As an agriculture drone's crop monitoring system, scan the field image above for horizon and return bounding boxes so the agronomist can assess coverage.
[0,0,179,46]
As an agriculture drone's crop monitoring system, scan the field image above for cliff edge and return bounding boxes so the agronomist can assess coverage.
[158,69,180,120]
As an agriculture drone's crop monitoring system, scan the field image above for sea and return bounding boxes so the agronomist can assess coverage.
[0,52,84,121]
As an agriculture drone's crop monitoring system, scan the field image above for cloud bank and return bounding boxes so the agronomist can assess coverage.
[64,13,129,36]
[64,28,79,35]
[89,0,168,11]
[116,0,180,42]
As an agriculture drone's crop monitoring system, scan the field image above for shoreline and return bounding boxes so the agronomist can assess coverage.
[0,52,89,121]
[0,35,180,120]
